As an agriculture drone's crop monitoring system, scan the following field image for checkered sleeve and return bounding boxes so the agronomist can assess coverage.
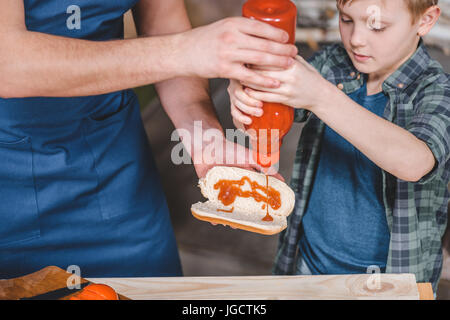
[406,79,450,184]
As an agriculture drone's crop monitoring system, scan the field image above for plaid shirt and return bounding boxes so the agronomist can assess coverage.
[273,39,450,292]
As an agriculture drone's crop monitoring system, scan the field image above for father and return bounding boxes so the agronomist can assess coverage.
[0,0,296,278]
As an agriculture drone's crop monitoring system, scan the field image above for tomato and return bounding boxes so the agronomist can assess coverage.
[69,283,118,300]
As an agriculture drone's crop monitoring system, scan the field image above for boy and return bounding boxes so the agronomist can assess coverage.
[228,0,449,293]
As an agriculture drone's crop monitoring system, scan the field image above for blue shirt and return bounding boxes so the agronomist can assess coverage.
[298,78,391,274]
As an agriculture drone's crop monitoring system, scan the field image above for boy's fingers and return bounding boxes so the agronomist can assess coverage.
[295,55,309,66]
[232,117,246,132]
[234,87,263,108]
[231,103,252,125]
[211,222,236,230]
[295,55,305,62]
[233,98,263,117]
[295,55,315,70]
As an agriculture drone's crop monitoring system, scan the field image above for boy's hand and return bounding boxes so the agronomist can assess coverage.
[228,79,264,127]
[240,56,333,112]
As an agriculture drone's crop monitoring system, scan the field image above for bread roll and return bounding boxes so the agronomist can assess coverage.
[191,166,295,235]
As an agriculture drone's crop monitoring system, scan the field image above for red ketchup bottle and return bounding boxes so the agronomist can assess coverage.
[242,0,297,171]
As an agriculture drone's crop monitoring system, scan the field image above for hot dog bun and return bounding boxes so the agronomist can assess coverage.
[191,166,295,235]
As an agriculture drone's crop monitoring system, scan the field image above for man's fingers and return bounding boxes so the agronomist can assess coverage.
[272,172,285,182]
[241,35,298,57]
[210,222,237,230]
[232,66,280,88]
[235,50,293,70]
[238,17,290,44]
[240,65,292,91]
[245,88,285,104]
[241,82,279,93]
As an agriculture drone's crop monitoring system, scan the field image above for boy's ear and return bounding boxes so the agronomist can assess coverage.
[417,5,441,37]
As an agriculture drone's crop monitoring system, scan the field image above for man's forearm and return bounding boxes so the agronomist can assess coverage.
[155,77,225,161]
[156,78,221,131]
[314,85,436,182]
[137,0,225,162]
[0,30,185,98]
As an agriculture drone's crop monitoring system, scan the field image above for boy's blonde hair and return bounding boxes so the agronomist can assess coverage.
[336,0,439,24]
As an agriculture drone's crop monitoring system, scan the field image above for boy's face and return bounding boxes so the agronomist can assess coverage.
[338,0,421,78]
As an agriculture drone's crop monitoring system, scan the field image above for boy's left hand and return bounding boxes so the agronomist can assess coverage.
[242,55,332,112]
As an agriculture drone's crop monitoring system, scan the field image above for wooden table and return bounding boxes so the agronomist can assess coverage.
[0,267,434,300]
[87,273,434,300]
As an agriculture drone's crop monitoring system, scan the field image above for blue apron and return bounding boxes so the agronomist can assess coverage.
[0,0,182,278]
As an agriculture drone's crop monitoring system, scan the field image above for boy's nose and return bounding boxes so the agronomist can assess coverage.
[350,27,367,48]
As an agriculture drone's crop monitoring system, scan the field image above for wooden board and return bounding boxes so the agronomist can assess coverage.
[87,273,422,300]
[1,266,432,300]
[0,266,129,300]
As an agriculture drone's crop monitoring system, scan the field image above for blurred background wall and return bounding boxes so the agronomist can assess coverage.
[124,0,450,299]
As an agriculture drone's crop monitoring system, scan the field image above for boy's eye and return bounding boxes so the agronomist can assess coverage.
[340,17,353,23]
[371,27,386,33]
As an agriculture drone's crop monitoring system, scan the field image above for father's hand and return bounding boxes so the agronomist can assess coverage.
[178,17,298,89]
[192,135,285,182]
